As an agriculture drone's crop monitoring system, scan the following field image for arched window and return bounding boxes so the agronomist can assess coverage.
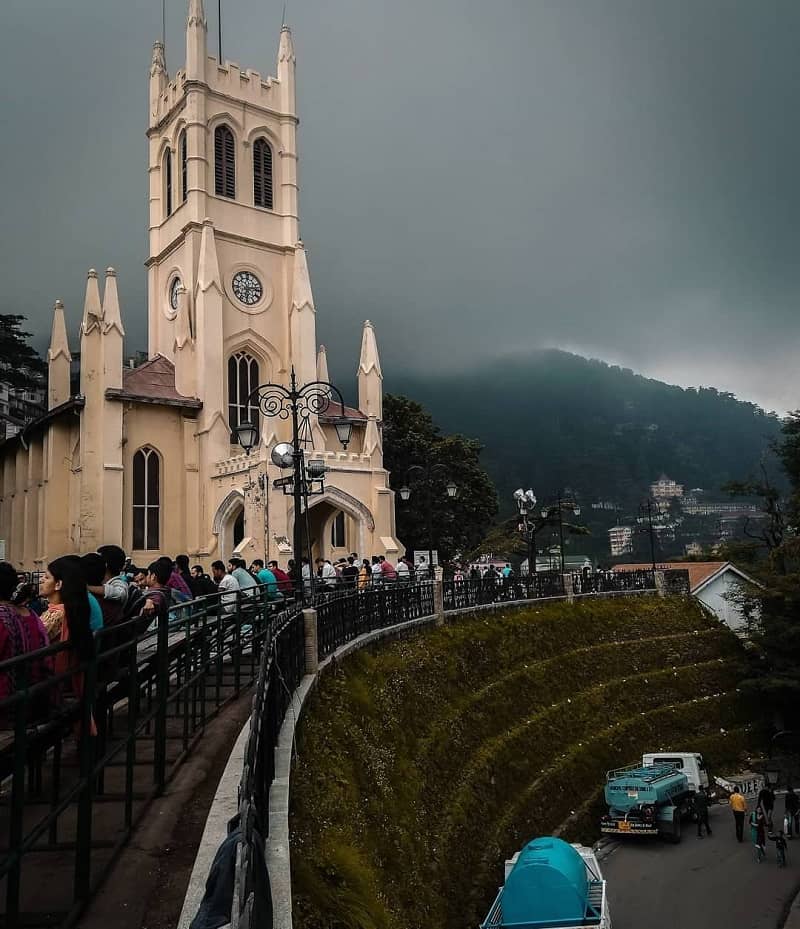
[132,447,160,550]
[331,511,345,548]
[214,125,235,199]
[179,130,188,203]
[253,137,273,209]
[164,147,173,217]
[228,352,260,441]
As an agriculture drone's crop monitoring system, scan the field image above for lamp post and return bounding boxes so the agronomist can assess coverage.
[639,498,658,571]
[234,366,354,599]
[398,463,457,578]
[540,492,581,574]
[513,488,539,576]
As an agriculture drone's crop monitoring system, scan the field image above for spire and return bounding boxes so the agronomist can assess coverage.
[186,0,207,79]
[277,24,296,114]
[197,219,221,293]
[80,269,103,336]
[316,345,329,383]
[290,240,315,313]
[150,40,167,79]
[358,319,382,378]
[48,300,71,365]
[358,319,383,425]
[174,284,192,349]
[149,41,168,124]
[102,268,125,337]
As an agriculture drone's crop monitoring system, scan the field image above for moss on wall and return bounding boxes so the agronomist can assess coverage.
[290,598,760,929]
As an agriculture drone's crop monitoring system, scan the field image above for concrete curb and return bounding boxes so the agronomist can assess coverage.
[176,716,253,929]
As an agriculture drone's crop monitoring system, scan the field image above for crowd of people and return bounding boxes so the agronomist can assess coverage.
[728,781,795,866]
[0,547,438,722]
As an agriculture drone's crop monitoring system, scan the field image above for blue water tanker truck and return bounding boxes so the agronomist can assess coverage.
[600,760,694,843]
[480,836,612,928]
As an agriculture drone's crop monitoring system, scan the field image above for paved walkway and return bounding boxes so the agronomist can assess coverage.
[602,804,800,929]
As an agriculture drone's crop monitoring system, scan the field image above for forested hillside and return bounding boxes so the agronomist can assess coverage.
[391,350,782,515]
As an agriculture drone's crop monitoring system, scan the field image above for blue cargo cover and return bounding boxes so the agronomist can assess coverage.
[501,837,589,927]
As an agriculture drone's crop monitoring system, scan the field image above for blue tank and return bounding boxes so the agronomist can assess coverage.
[501,837,588,926]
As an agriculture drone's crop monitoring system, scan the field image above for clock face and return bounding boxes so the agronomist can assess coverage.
[232,270,263,306]
[169,277,181,311]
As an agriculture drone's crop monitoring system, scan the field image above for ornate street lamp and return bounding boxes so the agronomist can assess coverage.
[514,488,540,576]
[398,462,457,577]
[235,366,354,599]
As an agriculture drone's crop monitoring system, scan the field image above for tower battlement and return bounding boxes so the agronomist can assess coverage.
[207,59,280,109]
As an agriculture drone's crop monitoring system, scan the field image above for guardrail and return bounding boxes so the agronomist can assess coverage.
[230,569,672,929]
[0,568,679,928]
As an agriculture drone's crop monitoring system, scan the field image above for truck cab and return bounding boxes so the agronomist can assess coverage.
[642,752,709,794]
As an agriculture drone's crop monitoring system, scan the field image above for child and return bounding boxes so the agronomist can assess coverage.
[751,808,767,862]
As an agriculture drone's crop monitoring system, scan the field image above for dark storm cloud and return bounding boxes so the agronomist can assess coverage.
[1,0,798,411]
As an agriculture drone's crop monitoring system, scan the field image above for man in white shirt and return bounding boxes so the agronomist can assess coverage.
[396,558,410,584]
[212,560,240,614]
[316,558,338,590]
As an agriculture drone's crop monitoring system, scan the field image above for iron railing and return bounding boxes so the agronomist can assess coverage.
[0,583,284,928]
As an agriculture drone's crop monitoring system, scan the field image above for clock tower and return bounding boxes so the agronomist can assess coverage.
[146,0,308,449]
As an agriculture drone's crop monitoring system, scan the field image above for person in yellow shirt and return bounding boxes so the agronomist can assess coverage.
[730,787,748,842]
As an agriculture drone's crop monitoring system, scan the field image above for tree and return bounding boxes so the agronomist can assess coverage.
[0,315,46,393]
[383,394,498,560]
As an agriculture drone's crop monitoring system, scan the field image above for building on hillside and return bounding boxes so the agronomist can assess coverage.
[608,525,633,557]
[650,474,684,500]
[612,561,758,632]
[521,554,593,574]
[0,2,400,569]
[0,380,46,441]
[684,541,704,557]
[682,501,760,516]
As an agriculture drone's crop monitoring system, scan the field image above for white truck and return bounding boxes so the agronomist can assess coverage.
[480,836,612,928]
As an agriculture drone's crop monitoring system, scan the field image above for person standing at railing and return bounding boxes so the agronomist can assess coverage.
[268,560,293,595]
[228,558,257,599]
[0,563,48,715]
[358,558,371,590]
[140,560,172,625]
[341,556,360,588]
[250,559,280,600]
[371,555,383,586]
[40,557,97,734]
[80,554,124,628]
[378,555,397,584]
[211,561,240,614]
[396,557,410,585]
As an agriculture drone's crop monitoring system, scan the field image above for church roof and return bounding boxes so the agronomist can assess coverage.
[106,355,202,411]
[319,404,366,423]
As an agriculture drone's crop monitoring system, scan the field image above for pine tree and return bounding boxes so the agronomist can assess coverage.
[0,315,46,393]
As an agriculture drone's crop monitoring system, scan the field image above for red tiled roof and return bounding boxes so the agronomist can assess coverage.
[612,561,728,592]
[107,355,201,409]
[319,403,366,423]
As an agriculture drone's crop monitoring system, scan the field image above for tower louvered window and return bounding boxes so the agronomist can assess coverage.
[132,446,160,551]
[164,148,173,217]
[180,130,188,203]
[253,138,274,209]
[214,125,236,198]
[228,352,260,441]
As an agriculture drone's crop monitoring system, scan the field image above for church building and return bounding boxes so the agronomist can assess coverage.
[0,0,400,569]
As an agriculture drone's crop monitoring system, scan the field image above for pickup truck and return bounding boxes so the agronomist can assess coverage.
[480,836,612,928]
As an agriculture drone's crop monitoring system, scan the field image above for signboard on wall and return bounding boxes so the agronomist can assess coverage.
[413,550,438,568]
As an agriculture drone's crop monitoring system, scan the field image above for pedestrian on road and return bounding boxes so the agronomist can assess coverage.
[774,830,788,868]
[785,786,799,838]
[758,782,775,828]
[695,786,712,838]
[751,808,767,862]
[730,786,747,842]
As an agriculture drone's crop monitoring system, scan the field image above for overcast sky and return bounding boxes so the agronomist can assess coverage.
[1,0,798,412]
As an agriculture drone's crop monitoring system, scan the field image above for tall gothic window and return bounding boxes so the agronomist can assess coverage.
[253,137,273,209]
[164,147,173,217]
[228,352,260,441]
[214,125,235,199]
[179,130,188,203]
[132,447,160,550]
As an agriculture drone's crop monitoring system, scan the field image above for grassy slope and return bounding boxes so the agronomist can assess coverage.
[290,598,761,929]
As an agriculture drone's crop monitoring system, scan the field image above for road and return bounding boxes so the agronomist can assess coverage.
[601,803,800,929]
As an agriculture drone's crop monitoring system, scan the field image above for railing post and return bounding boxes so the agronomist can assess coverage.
[433,577,445,626]
[562,573,574,603]
[303,608,319,675]
[654,570,666,598]
[154,611,169,792]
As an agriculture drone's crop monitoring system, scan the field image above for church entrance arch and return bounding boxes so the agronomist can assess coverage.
[303,487,375,562]
[213,489,246,561]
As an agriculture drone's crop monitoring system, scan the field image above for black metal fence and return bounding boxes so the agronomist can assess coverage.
[0,567,670,928]
[0,584,284,929]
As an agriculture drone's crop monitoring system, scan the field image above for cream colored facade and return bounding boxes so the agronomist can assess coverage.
[0,0,399,569]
